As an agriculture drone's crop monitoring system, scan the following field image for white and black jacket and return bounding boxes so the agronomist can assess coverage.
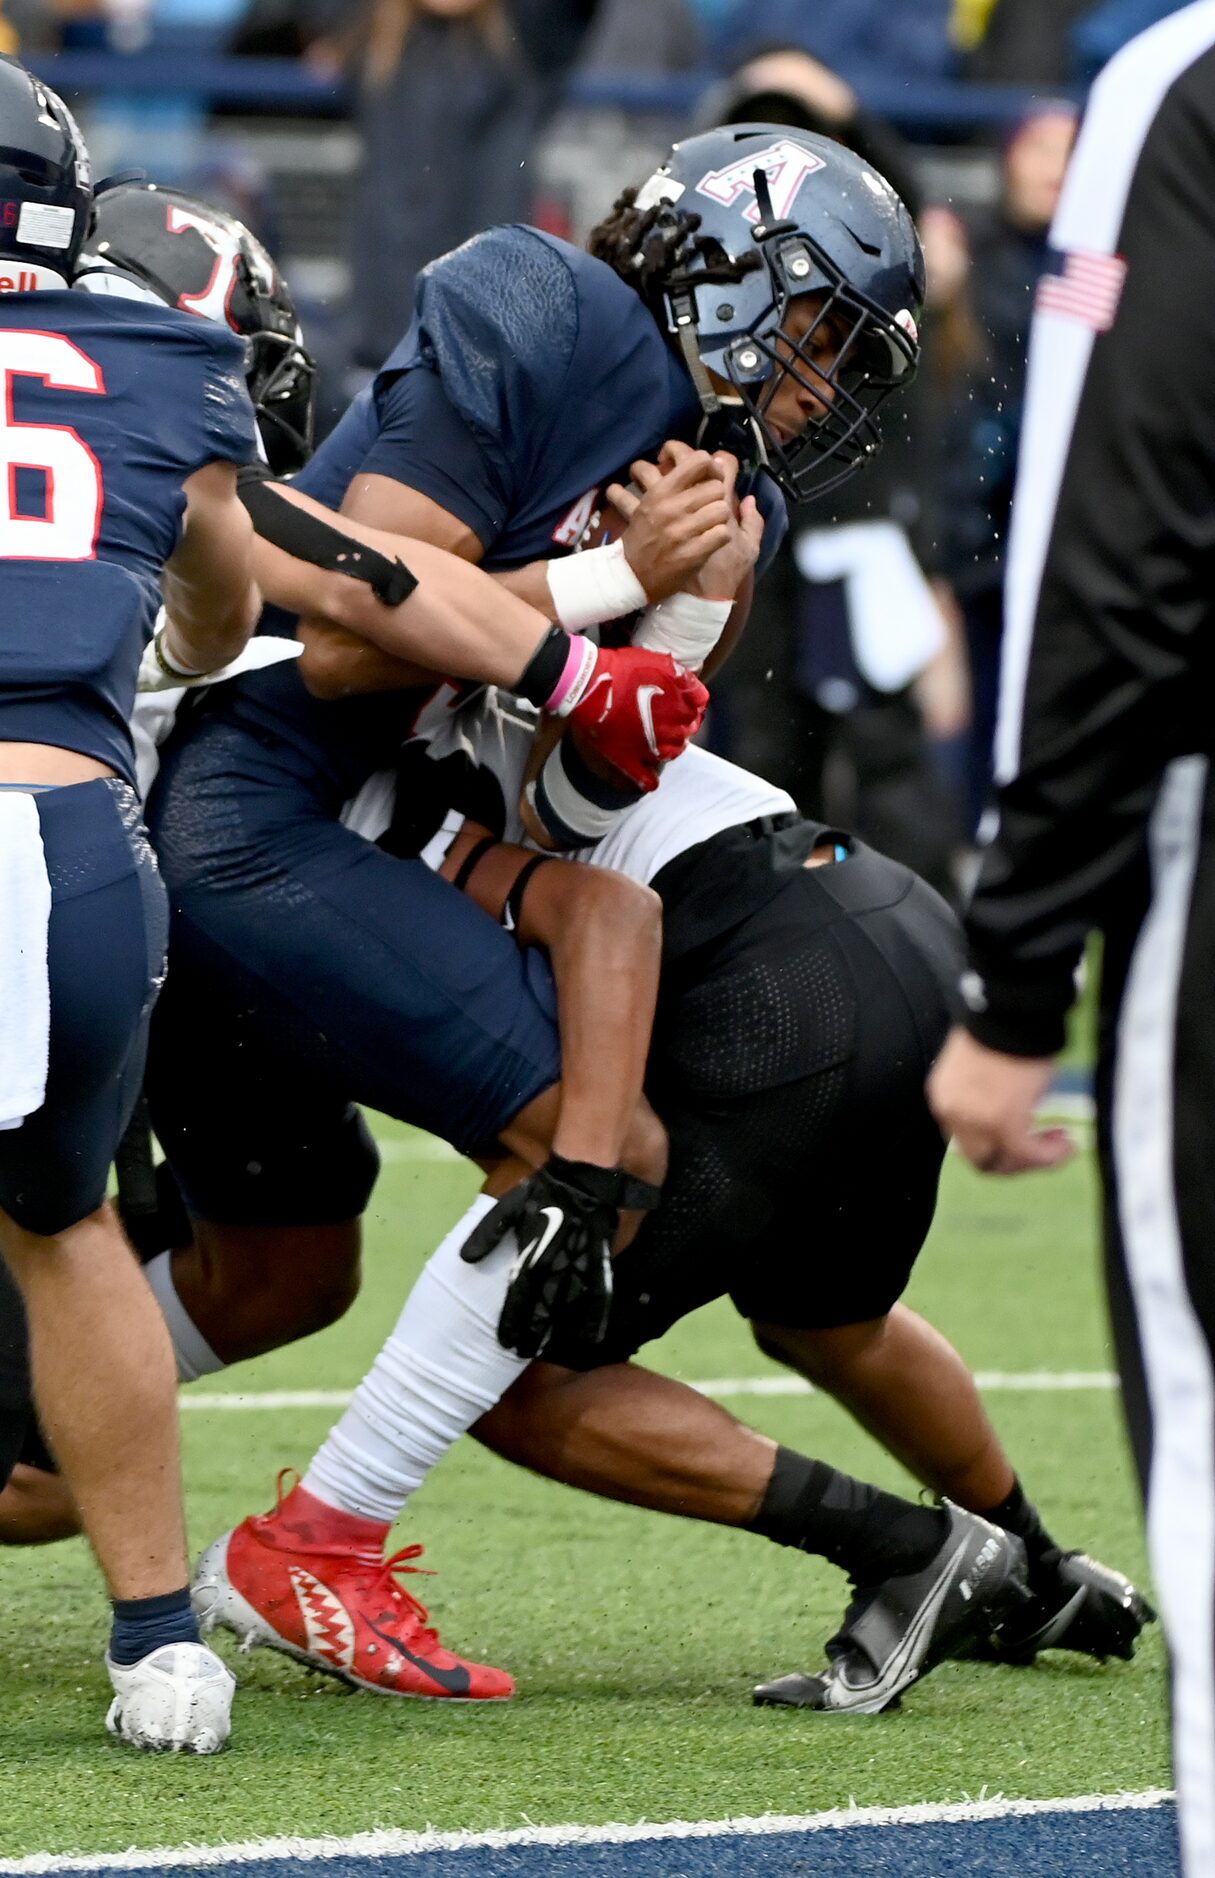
[963,2,1215,1056]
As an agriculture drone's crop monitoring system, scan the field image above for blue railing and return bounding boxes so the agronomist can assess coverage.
[27,51,1074,134]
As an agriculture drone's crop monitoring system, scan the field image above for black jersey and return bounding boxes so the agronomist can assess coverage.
[961,7,1215,1055]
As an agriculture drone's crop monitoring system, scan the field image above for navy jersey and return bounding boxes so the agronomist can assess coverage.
[296,225,703,568]
[228,224,787,796]
[0,292,257,784]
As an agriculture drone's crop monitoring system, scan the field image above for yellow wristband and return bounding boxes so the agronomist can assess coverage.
[153,624,210,684]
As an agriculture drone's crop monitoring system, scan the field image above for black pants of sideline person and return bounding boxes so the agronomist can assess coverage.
[1098,753,1215,1876]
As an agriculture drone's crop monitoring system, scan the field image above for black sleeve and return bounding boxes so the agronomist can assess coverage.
[962,34,1215,1057]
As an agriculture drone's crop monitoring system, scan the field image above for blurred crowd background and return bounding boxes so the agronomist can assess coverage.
[4,0,1187,893]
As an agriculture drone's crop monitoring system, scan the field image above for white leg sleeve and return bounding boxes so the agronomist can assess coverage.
[304,1194,525,1526]
[142,1251,226,1384]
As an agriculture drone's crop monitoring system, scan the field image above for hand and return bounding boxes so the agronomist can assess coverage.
[608,448,732,602]
[927,1028,1075,1175]
[461,1155,623,1358]
[675,447,764,601]
[568,644,708,791]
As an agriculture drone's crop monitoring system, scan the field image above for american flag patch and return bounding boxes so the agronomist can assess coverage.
[1035,247,1127,332]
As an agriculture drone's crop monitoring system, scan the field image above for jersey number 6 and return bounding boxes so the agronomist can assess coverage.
[0,330,105,562]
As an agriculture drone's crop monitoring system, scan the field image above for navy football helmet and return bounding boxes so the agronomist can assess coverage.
[599,125,924,502]
[0,58,93,290]
[81,181,315,473]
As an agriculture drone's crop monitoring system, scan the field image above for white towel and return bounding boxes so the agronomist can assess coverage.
[0,791,52,1131]
[793,519,946,694]
[131,633,303,801]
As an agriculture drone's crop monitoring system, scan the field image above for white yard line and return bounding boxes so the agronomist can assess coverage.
[179,1371,1120,1413]
[0,1788,1174,1872]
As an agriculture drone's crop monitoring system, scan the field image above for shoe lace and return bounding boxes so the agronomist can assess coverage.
[265,1471,442,1649]
[364,1544,440,1649]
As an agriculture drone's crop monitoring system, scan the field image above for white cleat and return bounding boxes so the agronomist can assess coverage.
[105,1641,235,1754]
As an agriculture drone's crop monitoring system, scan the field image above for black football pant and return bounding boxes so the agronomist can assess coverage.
[1099,755,1215,1876]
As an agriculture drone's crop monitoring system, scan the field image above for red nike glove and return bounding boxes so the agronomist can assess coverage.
[558,644,708,791]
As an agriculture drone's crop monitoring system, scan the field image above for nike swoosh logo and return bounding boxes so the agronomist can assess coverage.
[830,1540,971,1709]
[364,1612,471,1695]
[636,684,662,758]
[513,1205,564,1278]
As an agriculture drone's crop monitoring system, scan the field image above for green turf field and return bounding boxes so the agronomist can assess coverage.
[0,1122,1168,1856]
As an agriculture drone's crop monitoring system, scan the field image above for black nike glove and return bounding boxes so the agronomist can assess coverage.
[460,1155,624,1359]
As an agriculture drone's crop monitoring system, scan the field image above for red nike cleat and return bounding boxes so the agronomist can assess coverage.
[191,1474,515,1700]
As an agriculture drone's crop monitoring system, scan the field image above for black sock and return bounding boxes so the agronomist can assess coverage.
[978,1478,1059,1573]
[746,1447,950,1583]
[109,1586,199,1667]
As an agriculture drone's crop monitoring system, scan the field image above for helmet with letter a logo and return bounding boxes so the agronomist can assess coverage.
[0,57,93,293]
[615,124,924,502]
[79,180,316,473]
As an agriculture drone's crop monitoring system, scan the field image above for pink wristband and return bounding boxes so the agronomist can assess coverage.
[545,634,599,716]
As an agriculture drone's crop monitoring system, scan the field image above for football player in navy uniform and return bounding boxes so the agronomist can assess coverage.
[0,178,730,1700]
[130,134,924,1700]
[131,123,922,1384]
[1,144,939,1705]
[0,63,261,1751]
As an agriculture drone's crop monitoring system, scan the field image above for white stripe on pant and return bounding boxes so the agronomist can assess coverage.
[1114,753,1215,1878]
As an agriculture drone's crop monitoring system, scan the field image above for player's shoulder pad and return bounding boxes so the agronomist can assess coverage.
[66,288,245,358]
[379,225,584,444]
[121,298,254,461]
[61,292,249,402]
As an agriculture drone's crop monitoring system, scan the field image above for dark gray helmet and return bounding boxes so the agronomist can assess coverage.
[0,58,92,289]
[604,124,924,502]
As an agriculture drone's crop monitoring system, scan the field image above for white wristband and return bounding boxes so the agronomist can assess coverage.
[546,539,647,630]
[526,746,627,849]
[632,592,733,672]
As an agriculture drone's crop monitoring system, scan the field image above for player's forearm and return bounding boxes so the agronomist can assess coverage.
[160,578,262,676]
[492,562,560,621]
[530,870,662,1169]
[296,621,442,699]
[162,475,260,673]
[252,484,551,686]
[160,544,261,676]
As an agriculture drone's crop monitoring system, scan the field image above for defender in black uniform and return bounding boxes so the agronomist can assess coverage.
[929,8,1215,1872]
[193,701,1150,1717]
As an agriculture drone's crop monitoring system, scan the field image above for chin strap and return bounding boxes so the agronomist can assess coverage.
[673,286,767,471]
[671,290,722,421]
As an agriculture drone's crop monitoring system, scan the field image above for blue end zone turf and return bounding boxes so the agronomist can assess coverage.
[32,1802,1179,1878]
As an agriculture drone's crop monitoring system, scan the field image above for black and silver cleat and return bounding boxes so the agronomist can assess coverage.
[974,1549,1156,1665]
[753,1502,1030,1715]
